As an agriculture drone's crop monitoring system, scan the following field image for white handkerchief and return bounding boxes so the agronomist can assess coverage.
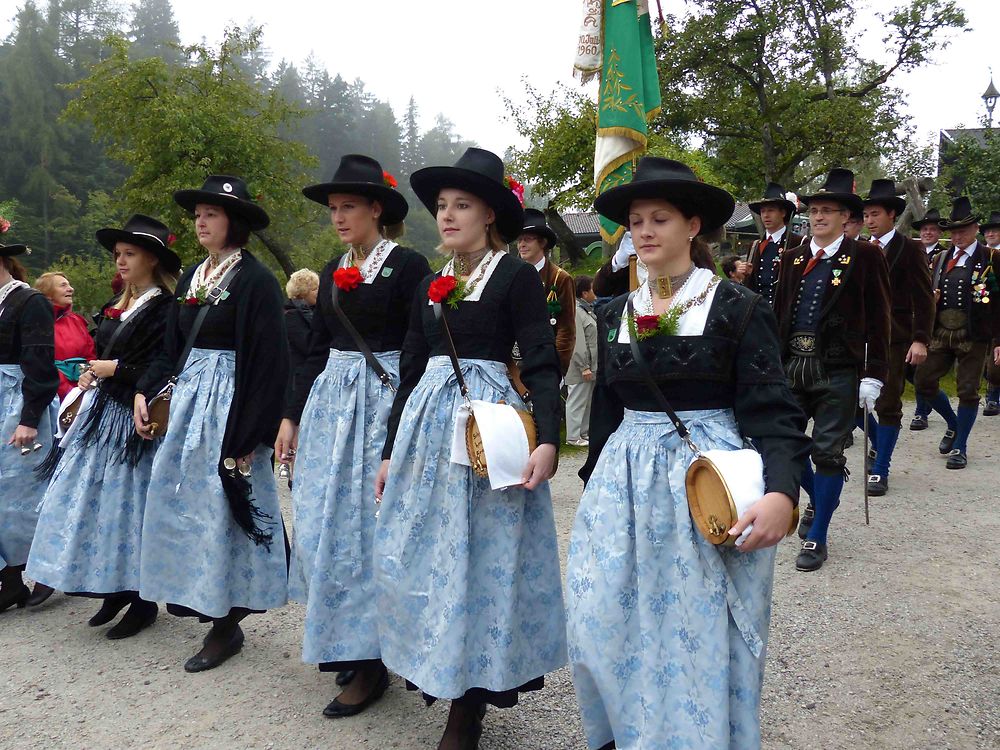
[700,448,765,546]
[450,400,473,466]
[470,400,530,490]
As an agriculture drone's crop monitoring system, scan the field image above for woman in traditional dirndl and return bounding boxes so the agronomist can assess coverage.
[27,215,180,638]
[566,157,811,750]
[374,148,567,749]
[0,240,59,613]
[133,176,289,672]
[275,155,430,717]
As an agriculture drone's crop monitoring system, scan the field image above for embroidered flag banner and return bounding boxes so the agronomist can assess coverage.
[575,0,662,243]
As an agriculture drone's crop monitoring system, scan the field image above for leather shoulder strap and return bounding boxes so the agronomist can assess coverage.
[432,301,469,398]
[331,284,395,391]
[173,262,241,377]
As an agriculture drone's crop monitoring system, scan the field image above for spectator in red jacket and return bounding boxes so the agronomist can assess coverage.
[34,272,96,400]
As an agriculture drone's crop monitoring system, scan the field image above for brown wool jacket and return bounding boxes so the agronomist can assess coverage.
[773,237,891,382]
[880,232,934,346]
[539,258,577,376]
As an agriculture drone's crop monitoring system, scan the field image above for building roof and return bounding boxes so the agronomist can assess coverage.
[940,128,997,148]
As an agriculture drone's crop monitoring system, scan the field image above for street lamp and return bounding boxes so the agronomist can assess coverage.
[983,77,999,127]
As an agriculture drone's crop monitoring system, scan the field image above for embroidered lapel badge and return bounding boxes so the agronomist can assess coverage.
[793,256,803,265]
[608,328,618,342]
[220,291,230,300]
[839,256,851,265]
[381,266,393,278]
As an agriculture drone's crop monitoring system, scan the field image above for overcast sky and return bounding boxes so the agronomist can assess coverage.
[5,0,999,157]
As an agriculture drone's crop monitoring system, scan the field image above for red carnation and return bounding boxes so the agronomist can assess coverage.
[0,217,10,233]
[504,175,525,206]
[185,296,200,305]
[635,315,660,335]
[334,266,363,292]
[167,234,177,246]
[383,171,398,189]
[104,307,124,320]
[428,275,458,304]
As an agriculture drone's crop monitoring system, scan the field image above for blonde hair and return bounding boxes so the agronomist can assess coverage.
[34,272,69,302]
[286,268,320,300]
[113,266,179,311]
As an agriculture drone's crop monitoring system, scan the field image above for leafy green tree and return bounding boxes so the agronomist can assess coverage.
[64,26,316,277]
[655,0,966,191]
[940,130,1000,212]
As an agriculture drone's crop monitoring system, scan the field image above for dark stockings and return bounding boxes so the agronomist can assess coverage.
[437,701,486,750]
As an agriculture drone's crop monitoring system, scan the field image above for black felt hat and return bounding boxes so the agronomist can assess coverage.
[862,179,906,216]
[748,182,797,220]
[519,208,559,249]
[980,210,1000,231]
[911,208,942,230]
[593,157,735,235]
[96,214,181,275]
[410,148,525,242]
[0,241,28,258]
[800,168,864,214]
[302,154,409,225]
[174,175,270,231]
[939,196,979,230]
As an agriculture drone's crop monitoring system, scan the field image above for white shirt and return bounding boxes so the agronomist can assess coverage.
[617,267,720,342]
[949,240,977,268]
[809,233,846,260]
[533,257,546,273]
[765,225,787,245]
[924,242,939,255]
[873,229,896,248]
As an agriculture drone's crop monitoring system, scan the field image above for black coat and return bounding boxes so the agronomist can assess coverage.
[929,241,1000,346]
[0,287,58,428]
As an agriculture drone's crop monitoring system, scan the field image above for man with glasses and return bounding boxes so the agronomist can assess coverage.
[914,198,1000,469]
[773,168,890,572]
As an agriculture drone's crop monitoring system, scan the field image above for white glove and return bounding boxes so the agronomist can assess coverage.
[611,231,637,271]
[858,378,883,412]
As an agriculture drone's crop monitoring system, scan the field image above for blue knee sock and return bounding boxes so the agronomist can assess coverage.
[915,393,930,418]
[800,460,815,501]
[854,413,878,450]
[872,425,900,477]
[953,405,978,454]
[989,387,1000,403]
[806,471,844,546]
[929,390,958,430]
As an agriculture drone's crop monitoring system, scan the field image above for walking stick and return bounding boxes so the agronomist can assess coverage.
[863,343,870,526]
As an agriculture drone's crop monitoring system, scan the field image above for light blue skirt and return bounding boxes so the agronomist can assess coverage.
[27,398,154,594]
[290,348,399,666]
[566,408,777,750]
[138,348,288,618]
[0,364,56,568]
[375,356,567,700]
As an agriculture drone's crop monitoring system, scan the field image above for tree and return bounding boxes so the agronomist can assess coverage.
[400,96,421,178]
[64,26,316,277]
[655,0,966,192]
[940,130,1000,213]
[129,0,183,64]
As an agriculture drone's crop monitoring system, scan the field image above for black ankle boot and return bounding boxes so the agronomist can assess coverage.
[88,594,131,627]
[106,600,158,640]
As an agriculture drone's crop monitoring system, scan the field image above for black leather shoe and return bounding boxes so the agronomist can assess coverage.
[335,670,357,687]
[938,429,957,454]
[88,595,131,627]
[184,626,245,673]
[984,400,1000,417]
[0,584,30,613]
[323,666,390,718]
[946,450,968,470]
[26,583,54,607]
[797,504,815,540]
[106,602,158,640]
[867,474,888,496]
[909,415,928,431]
[795,540,829,572]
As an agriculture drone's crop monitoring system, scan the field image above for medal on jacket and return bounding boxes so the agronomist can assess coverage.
[832,269,843,286]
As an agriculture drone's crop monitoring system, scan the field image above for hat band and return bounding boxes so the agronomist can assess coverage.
[129,231,166,247]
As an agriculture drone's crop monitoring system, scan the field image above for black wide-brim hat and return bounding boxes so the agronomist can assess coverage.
[862,178,906,216]
[911,208,942,230]
[939,196,979,230]
[174,175,270,231]
[800,168,864,214]
[748,182,796,219]
[96,214,182,275]
[303,154,409,226]
[410,147,525,243]
[593,156,735,235]
[980,210,1000,231]
[0,241,28,257]
[519,208,558,248]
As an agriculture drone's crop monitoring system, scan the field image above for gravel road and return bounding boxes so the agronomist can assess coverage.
[1,401,997,750]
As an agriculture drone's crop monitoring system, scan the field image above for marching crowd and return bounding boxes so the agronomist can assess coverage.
[1,146,996,749]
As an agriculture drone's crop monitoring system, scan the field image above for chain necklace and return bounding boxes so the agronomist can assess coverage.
[448,249,497,299]
[350,238,391,282]
[454,248,489,277]
[639,272,719,317]
[653,264,696,299]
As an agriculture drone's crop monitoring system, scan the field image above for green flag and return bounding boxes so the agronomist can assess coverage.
[591,1,661,243]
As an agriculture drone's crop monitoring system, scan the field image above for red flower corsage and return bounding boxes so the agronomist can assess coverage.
[504,175,525,206]
[383,171,398,189]
[167,234,177,246]
[634,315,660,335]
[104,307,124,320]
[334,266,363,292]
[0,217,10,233]
[428,275,466,309]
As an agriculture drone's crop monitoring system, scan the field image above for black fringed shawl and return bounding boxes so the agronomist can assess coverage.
[137,251,290,549]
